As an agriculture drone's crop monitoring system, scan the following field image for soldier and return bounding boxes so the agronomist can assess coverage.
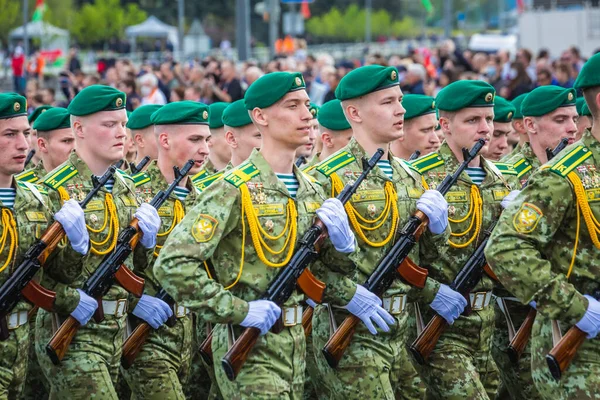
[308,65,465,399]
[483,96,516,161]
[295,103,319,168]
[34,85,164,398]
[501,94,528,162]
[222,99,263,170]
[485,52,600,399]
[576,97,593,141]
[25,105,53,168]
[410,80,513,399]
[123,101,211,399]
[389,94,440,160]
[154,71,356,399]
[128,105,162,172]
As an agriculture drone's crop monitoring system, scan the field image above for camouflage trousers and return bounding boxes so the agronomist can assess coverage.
[531,315,600,399]
[0,321,29,399]
[212,323,306,400]
[311,304,424,400]
[303,327,329,400]
[36,308,126,399]
[184,316,221,400]
[491,299,543,400]
[22,308,49,400]
[122,314,193,400]
[418,304,499,400]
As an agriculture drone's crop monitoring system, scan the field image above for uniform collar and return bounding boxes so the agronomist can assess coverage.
[144,160,198,205]
[438,142,503,187]
[69,151,131,197]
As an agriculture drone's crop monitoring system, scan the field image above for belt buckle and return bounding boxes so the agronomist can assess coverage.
[175,304,187,318]
[8,311,25,330]
[283,305,300,327]
[383,295,406,315]
[472,292,487,311]
[115,299,127,318]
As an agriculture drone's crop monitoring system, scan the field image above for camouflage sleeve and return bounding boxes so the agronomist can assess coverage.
[485,168,587,325]
[153,181,249,324]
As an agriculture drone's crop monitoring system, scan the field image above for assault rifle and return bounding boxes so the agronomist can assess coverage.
[129,156,151,175]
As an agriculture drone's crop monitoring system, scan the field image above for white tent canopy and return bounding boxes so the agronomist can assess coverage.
[9,21,69,54]
[126,16,179,52]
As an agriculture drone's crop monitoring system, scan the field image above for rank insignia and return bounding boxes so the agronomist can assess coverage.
[367,204,377,217]
[192,214,218,243]
[448,205,456,217]
[513,202,543,234]
[90,214,98,224]
[265,219,274,232]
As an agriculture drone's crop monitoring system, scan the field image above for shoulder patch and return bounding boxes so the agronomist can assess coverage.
[191,169,210,186]
[191,214,218,243]
[224,162,260,188]
[493,162,518,176]
[315,151,356,177]
[513,202,543,234]
[550,145,593,177]
[43,164,78,190]
[15,169,40,183]
[195,172,225,192]
[512,158,533,179]
[411,153,444,174]
[132,172,151,187]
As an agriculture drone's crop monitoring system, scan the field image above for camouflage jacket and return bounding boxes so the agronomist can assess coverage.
[309,138,448,305]
[486,130,600,325]
[497,142,540,188]
[153,149,339,324]
[15,161,47,184]
[500,143,523,163]
[301,153,321,174]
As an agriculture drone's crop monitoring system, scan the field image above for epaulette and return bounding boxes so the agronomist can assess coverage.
[115,168,134,182]
[401,159,421,175]
[512,158,533,179]
[302,164,317,173]
[132,172,151,187]
[224,162,260,188]
[485,160,508,182]
[493,162,518,176]
[191,169,211,186]
[195,172,225,192]
[15,169,40,183]
[550,145,593,177]
[43,164,78,190]
[315,151,355,177]
[300,170,322,187]
[410,152,444,174]
[17,181,48,195]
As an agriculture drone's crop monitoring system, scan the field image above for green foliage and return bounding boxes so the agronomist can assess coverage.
[0,0,21,47]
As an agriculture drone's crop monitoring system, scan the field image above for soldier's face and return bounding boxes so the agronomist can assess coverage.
[443,107,493,157]
[576,115,592,141]
[358,86,406,143]
[40,128,75,170]
[0,116,30,177]
[265,90,313,149]
[530,106,578,152]
[168,125,210,175]
[485,121,512,161]
[207,128,232,164]
[135,128,159,161]
[296,119,318,158]
[233,125,261,162]
[76,110,128,164]
[392,113,439,157]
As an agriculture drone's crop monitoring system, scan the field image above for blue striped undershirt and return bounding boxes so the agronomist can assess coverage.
[276,173,299,199]
[0,188,16,210]
[104,178,115,194]
[377,160,394,180]
[466,167,486,186]
[173,186,190,201]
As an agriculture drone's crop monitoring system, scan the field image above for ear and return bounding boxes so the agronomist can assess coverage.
[344,103,362,124]
[251,108,268,127]
[224,129,238,149]
[321,132,334,148]
[72,120,84,139]
[37,137,48,153]
[523,117,536,135]
[133,132,144,148]
[439,116,452,136]
[158,131,170,150]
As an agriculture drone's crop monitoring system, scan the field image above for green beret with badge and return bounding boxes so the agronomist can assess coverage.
[126,104,162,130]
[403,94,437,120]
[68,85,126,116]
[33,107,71,131]
[436,80,495,111]
[493,96,516,123]
[309,103,319,119]
[0,93,27,120]
[222,100,252,128]
[317,99,351,131]
[244,72,306,110]
[511,93,528,119]
[209,102,229,129]
[521,85,576,117]
[151,100,210,125]
[335,65,399,101]
[28,105,52,123]
[574,52,600,89]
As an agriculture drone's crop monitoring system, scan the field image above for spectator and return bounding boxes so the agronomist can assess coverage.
[212,60,243,102]
[170,86,186,102]
[41,88,57,106]
[402,64,426,94]
[160,62,181,92]
[11,46,25,94]
[139,73,167,105]
[184,86,201,102]
[67,47,81,73]
[82,73,101,88]
[117,79,140,111]
[244,66,264,88]
[555,62,575,88]
[536,67,556,87]
[501,61,533,100]
[104,67,119,88]
[516,48,536,82]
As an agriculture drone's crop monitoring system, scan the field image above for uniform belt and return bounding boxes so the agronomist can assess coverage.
[469,291,492,311]
[7,311,28,330]
[499,296,520,302]
[281,305,303,327]
[102,299,127,318]
[173,303,190,318]
[382,294,407,315]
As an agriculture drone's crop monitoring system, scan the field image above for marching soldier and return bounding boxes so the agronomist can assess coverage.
[128,105,162,172]
[25,105,53,169]
[222,99,263,170]
[576,97,593,141]
[295,103,319,168]
[501,94,528,162]
[483,96,515,161]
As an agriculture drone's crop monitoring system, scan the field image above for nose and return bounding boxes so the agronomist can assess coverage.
[498,135,508,150]
[479,119,492,135]
[17,132,29,151]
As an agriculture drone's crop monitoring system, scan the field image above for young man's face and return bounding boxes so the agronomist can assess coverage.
[485,121,512,161]
[39,128,75,170]
[76,109,128,164]
[527,106,578,153]
[163,125,211,175]
[263,90,313,150]
[354,86,406,143]
[0,116,30,177]
[296,118,318,158]
[232,124,262,163]
[395,113,440,156]
[442,107,494,157]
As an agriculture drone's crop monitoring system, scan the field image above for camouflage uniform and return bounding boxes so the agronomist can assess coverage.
[308,138,446,400]
[499,143,523,164]
[35,151,145,399]
[486,130,600,399]
[0,180,54,399]
[154,149,339,400]
[121,160,198,399]
[410,142,512,399]
[15,161,47,185]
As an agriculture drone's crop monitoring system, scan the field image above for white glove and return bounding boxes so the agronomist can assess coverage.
[71,289,98,326]
[430,284,468,325]
[576,295,600,339]
[54,199,89,255]
[315,198,356,253]
[344,285,395,335]
[501,190,521,209]
[134,203,161,248]
[306,299,317,308]
[417,190,448,235]
[529,300,537,309]
[240,300,281,335]
[132,294,173,329]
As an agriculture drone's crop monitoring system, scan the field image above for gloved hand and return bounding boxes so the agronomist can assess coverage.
[132,294,173,329]
[576,295,600,339]
[417,190,448,235]
[54,199,89,255]
[316,198,356,253]
[529,300,537,309]
[134,203,161,248]
[501,190,521,209]
[240,300,281,335]
[71,289,98,326]
[306,299,317,308]
[344,285,395,335]
[430,284,468,325]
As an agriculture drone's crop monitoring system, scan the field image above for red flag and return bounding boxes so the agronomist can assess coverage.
[301,0,311,19]
[517,0,525,13]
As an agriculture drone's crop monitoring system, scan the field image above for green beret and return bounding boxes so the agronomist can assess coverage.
[317,100,351,131]
[126,105,162,130]
[574,52,600,89]
[493,96,516,123]
[0,93,27,120]
[335,65,399,101]
[403,94,436,120]
[68,85,126,116]
[209,102,229,129]
[576,97,587,116]
[150,100,209,125]
[309,103,319,119]
[510,93,528,119]
[436,80,495,111]
[222,100,252,128]
[33,107,70,131]
[28,105,52,123]
[521,85,576,117]
[244,72,306,110]
[582,102,592,117]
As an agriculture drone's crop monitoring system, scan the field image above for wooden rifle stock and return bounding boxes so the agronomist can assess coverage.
[199,330,214,366]
[321,314,360,368]
[121,322,153,369]
[507,308,536,364]
[221,327,261,381]
[46,316,80,365]
[409,314,447,365]
[546,325,587,381]
[302,306,314,337]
